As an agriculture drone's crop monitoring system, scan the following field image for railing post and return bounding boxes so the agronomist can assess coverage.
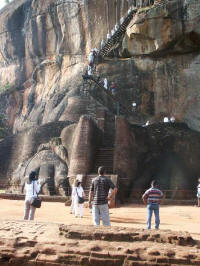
[116,102,120,115]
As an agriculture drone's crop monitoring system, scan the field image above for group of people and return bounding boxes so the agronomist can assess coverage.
[103,78,116,95]
[23,168,162,229]
[144,116,176,127]
[69,166,117,226]
[23,167,200,230]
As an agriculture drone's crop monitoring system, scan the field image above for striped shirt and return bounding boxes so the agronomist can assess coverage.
[143,187,163,204]
[90,176,115,205]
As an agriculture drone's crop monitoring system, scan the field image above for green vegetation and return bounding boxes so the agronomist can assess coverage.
[0,83,15,95]
[0,113,10,140]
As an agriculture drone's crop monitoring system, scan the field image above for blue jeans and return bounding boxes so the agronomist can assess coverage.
[147,203,160,229]
[92,204,110,226]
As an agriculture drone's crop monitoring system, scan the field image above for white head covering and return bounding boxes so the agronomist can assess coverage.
[170,116,175,122]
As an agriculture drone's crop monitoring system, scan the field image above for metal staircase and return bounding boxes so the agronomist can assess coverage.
[99,8,137,58]
[82,74,133,117]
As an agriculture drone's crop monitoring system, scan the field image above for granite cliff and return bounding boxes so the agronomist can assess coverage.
[0,0,200,199]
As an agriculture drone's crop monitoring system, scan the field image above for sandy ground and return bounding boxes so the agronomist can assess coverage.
[0,199,200,240]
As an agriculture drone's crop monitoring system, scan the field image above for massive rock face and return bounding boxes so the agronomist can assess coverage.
[122,0,200,131]
[0,0,200,198]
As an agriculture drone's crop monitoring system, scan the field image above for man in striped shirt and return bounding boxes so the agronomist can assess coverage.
[142,180,163,229]
[88,166,117,226]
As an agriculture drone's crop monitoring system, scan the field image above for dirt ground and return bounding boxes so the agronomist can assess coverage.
[0,199,200,240]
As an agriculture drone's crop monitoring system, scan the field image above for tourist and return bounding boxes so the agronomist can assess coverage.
[24,171,41,220]
[88,64,92,76]
[143,120,150,127]
[110,81,116,95]
[70,180,76,214]
[197,178,200,207]
[120,17,124,24]
[104,78,108,90]
[111,29,115,36]
[88,166,117,226]
[93,48,99,54]
[87,49,95,75]
[132,102,137,111]
[170,116,175,123]
[107,32,111,41]
[72,180,85,218]
[142,180,163,230]
[101,40,105,49]
[163,117,169,123]
[88,50,94,65]
[114,24,119,32]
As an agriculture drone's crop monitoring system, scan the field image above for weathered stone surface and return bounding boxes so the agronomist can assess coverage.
[0,121,73,188]
[0,221,199,266]
[113,117,200,198]
[113,117,137,201]
[126,0,200,56]
[68,115,100,176]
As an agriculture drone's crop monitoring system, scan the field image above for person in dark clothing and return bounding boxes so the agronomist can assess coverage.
[88,166,117,226]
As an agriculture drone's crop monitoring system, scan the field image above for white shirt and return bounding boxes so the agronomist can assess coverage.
[170,116,175,122]
[107,33,111,40]
[101,40,105,48]
[120,17,124,24]
[88,65,92,75]
[163,117,169,123]
[25,180,40,201]
[88,52,94,63]
[104,78,108,89]
[115,24,119,31]
[72,186,84,202]
[197,184,200,197]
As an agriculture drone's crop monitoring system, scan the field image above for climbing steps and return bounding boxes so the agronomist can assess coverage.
[99,8,137,58]
[82,74,133,117]
[93,147,114,174]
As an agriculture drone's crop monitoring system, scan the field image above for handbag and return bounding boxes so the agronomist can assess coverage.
[76,188,85,204]
[30,181,41,208]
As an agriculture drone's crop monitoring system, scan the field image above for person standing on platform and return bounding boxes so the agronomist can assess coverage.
[72,180,85,218]
[142,180,163,230]
[24,171,40,220]
[88,166,117,226]
[197,178,200,207]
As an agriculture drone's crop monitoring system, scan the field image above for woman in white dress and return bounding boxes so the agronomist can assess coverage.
[24,171,40,220]
[72,180,85,218]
